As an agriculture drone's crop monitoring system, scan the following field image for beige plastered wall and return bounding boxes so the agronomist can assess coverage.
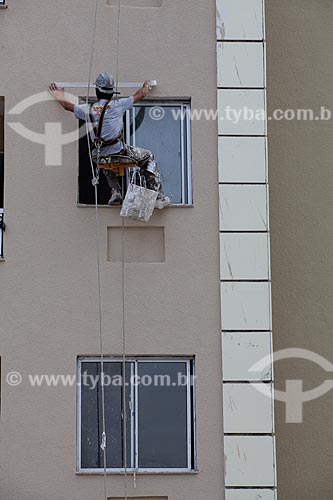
[0,1,224,499]
[267,1,333,499]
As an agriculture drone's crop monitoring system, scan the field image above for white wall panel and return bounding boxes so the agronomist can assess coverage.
[220,232,270,280]
[218,90,266,136]
[222,332,272,381]
[216,0,264,41]
[226,489,276,500]
[217,42,265,88]
[218,136,267,183]
[216,1,276,496]
[224,436,276,487]
[221,282,271,331]
[223,383,274,433]
[219,185,268,231]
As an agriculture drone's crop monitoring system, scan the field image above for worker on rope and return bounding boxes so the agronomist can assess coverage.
[49,74,170,208]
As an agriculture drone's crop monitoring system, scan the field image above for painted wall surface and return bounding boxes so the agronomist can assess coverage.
[266,1,333,499]
[0,1,224,499]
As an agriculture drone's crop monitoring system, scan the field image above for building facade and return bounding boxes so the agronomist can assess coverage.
[0,0,281,499]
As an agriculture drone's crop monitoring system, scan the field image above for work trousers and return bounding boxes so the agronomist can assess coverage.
[101,144,164,199]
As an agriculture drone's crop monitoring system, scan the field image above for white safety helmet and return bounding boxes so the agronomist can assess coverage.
[95,72,120,94]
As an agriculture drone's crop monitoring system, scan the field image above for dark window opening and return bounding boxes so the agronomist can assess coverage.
[0,97,4,209]
[0,97,4,258]
[78,357,196,472]
[78,99,192,206]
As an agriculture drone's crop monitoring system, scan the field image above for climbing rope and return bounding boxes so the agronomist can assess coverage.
[115,0,122,97]
[84,1,129,500]
[114,1,130,496]
[84,1,108,499]
[121,175,128,500]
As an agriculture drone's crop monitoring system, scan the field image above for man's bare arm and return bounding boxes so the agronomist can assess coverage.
[49,83,75,112]
[133,80,152,104]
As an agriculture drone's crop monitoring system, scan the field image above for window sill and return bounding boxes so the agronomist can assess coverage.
[0,5,8,8]
[77,469,199,475]
[76,203,194,208]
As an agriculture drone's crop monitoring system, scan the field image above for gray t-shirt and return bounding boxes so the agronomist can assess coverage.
[74,96,134,157]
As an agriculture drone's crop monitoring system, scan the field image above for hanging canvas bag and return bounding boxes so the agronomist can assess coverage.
[120,170,158,222]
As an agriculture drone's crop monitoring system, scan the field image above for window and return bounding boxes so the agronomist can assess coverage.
[0,97,4,258]
[77,357,196,472]
[78,99,192,206]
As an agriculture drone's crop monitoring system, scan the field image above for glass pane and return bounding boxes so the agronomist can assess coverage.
[131,106,185,204]
[80,361,132,469]
[138,361,189,469]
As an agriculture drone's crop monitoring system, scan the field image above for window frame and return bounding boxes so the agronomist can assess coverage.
[0,209,3,258]
[77,98,193,207]
[0,97,4,258]
[124,99,193,206]
[77,356,197,474]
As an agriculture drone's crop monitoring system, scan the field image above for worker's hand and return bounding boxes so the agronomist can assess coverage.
[49,83,65,101]
[141,80,151,97]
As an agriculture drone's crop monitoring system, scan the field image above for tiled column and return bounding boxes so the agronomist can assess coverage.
[216,1,277,499]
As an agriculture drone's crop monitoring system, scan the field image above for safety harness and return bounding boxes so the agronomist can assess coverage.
[89,100,123,149]
[89,100,124,185]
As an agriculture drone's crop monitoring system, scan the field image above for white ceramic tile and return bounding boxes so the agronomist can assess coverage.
[219,185,268,231]
[226,489,276,500]
[217,42,265,88]
[218,89,266,135]
[222,332,272,381]
[224,436,276,487]
[221,282,271,331]
[218,136,267,183]
[216,0,264,41]
[223,383,274,433]
[220,233,270,280]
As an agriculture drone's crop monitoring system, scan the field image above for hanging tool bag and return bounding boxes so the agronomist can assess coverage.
[120,171,158,222]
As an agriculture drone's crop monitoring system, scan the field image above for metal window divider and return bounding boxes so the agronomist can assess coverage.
[180,104,186,205]
[130,362,135,471]
[186,105,192,205]
[134,360,139,472]
[77,358,82,472]
[186,360,192,470]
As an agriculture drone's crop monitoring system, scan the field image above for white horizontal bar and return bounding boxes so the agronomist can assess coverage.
[78,467,195,474]
[55,80,157,89]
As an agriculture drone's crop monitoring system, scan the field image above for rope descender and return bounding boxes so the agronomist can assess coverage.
[100,431,107,451]
[91,140,103,186]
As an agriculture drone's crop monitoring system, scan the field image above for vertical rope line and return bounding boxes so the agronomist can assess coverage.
[84,3,125,500]
[115,0,122,97]
[121,175,128,500]
[86,0,99,179]
[94,182,108,500]
[113,1,128,497]
[84,1,108,498]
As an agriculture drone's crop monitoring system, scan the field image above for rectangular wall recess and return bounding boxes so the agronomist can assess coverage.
[109,497,167,500]
[107,226,165,263]
[107,0,162,7]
